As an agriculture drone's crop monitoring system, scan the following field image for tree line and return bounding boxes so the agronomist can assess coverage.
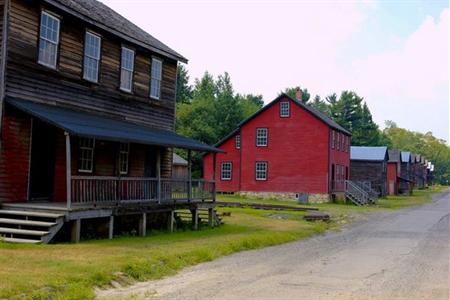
[176,66,450,184]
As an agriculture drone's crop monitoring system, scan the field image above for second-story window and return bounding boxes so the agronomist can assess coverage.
[38,11,60,69]
[83,32,101,83]
[256,128,268,147]
[280,101,290,117]
[235,134,241,149]
[120,47,135,92]
[337,132,340,151]
[332,130,335,149]
[150,58,162,99]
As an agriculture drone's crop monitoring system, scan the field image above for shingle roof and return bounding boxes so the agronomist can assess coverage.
[173,153,188,166]
[401,151,411,163]
[7,98,221,153]
[350,146,388,161]
[44,0,187,63]
[215,93,351,147]
[388,150,401,163]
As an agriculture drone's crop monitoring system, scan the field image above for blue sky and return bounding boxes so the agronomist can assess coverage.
[101,0,449,142]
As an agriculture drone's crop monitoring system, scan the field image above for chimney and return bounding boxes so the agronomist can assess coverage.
[295,87,302,102]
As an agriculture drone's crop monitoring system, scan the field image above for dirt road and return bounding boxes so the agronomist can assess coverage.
[98,190,450,299]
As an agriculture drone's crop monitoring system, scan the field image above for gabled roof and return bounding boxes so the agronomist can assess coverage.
[401,151,411,163]
[388,150,401,163]
[173,153,188,166]
[215,93,351,146]
[44,0,187,63]
[350,146,388,161]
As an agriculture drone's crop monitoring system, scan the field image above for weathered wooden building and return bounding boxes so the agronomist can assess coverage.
[387,150,401,195]
[398,151,413,195]
[0,0,221,243]
[172,153,188,179]
[203,91,351,203]
[350,146,388,197]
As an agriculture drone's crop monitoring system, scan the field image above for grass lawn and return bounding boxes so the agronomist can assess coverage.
[0,186,446,299]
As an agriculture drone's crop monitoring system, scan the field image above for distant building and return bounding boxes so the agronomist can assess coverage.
[387,150,401,195]
[173,153,188,179]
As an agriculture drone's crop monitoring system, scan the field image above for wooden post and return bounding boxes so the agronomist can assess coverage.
[156,148,161,204]
[108,216,114,239]
[212,152,217,202]
[139,213,147,237]
[188,149,192,202]
[71,219,81,243]
[169,210,174,233]
[192,208,198,230]
[208,207,214,227]
[65,132,72,209]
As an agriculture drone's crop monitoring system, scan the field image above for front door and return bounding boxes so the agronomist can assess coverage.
[29,120,56,202]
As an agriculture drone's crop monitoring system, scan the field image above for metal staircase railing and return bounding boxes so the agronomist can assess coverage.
[345,180,370,206]
[354,181,378,204]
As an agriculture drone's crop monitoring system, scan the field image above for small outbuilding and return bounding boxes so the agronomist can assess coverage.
[350,146,388,197]
[387,150,401,195]
[398,151,414,195]
[172,153,189,179]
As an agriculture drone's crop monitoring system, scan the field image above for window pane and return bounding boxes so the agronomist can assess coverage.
[150,58,162,99]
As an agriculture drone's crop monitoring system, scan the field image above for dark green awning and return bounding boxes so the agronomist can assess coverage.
[7,98,222,153]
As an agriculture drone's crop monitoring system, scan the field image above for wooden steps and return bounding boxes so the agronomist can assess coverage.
[174,208,223,227]
[0,209,65,244]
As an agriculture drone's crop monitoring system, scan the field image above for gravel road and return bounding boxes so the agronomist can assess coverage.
[98,190,450,300]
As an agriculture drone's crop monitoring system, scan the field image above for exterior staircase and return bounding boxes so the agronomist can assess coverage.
[345,180,371,206]
[0,209,65,244]
[175,208,223,227]
[354,181,378,204]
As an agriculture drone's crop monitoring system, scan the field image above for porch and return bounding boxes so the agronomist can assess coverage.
[0,99,222,243]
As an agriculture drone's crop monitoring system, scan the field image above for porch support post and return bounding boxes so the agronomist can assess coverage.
[191,208,198,230]
[139,213,147,237]
[108,216,114,239]
[212,152,217,202]
[65,132,72,209]
[188,149,192,202]
[156,148,161,204]
[169,210,174,233]
[71,219,81,243]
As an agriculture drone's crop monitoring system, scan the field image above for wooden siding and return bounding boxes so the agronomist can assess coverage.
[350,160,387,196]
[5,0,177,131]
[0,106,31,202]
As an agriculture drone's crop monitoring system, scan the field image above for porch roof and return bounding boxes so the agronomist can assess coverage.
[7,98,222,153]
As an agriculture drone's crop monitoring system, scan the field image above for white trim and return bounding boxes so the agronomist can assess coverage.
[255,161,268,181]
[83,31,101,83]
[38,11,60,69]
[235,134,241,149]
[150,57,163,99]
[78,137,95,173]
[256,128,268,147]
[120,46,135,92]
[280,101,290,117]
[118,142,130,175]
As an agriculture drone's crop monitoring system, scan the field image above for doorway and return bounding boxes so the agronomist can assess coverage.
[29,120,56,202]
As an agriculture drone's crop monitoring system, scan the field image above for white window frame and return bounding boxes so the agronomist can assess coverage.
[221,162,232,181]
[256,128,268,147]
[337,132,340,151]
[235,134,241,149]
[118,143,130,175]
[78,138,95,173]
[280,101,290,117]
[120,46,135,92]
[150,58,163,99]
[38,11,60,69]
[83,31,101,83]
[332,131,335,149]
[255,161,268,181]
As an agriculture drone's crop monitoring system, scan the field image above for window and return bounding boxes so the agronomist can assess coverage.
[280,101,290,117]
[38,11,60,68]
[256,128,268,147]
[255,161,268,181]
[344,136,348,152]
[78,138,95,173]
[337,132,340,151]
[341,133,345,151]
[150,58,162,99]
[235,134,241,149]
[119,143,129,175]
[83,32,101,82]
[332,131,335,149]
[221,162,232,180]
[120,47,135,92]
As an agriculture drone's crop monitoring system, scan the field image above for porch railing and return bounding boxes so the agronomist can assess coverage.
[71,176,215,206]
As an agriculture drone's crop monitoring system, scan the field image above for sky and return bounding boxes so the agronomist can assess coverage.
[100,0,449,142]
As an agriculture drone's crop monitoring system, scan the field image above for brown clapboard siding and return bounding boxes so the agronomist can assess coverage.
[5,0,177,132]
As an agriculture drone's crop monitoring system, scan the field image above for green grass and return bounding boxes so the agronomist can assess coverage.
[0,186,446,299]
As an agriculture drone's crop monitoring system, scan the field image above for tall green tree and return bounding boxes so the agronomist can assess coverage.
[176,64,193,103]
[310,95,330,116]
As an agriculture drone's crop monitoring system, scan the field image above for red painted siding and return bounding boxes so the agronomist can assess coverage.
[204,96,351,195]
[329,129,351,192]
[0,107,32,202]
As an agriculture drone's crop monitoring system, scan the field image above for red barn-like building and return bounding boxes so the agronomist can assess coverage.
[203,93,351,203]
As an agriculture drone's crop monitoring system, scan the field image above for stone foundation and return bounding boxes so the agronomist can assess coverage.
[237,191,331,204]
